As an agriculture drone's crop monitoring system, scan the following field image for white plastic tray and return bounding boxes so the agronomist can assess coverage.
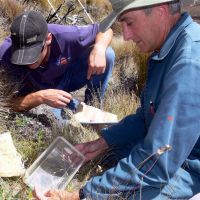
[23,136,85,190]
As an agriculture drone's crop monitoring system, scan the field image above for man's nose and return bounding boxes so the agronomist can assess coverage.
[122,27,133,41]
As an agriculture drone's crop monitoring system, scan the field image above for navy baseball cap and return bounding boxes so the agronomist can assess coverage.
[10,10,48,65]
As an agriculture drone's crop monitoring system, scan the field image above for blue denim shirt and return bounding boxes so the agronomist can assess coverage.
[83,13,200,199]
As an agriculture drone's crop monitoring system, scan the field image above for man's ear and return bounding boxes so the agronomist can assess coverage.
[46,33,52,45]
[156,4,169,17]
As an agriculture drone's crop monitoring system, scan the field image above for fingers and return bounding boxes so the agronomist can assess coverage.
[87,65,106,80]
[84,149,104,162]
[42,89,72,108]
[45,189,57,197]
[45,189,70,200]
[33,186,48,200]
[75,140,107,163]
[55,91,72,108]
[60,91,72,100]
[87,67,93,80]
[57,91,72,104]
[57,94,70,104]
[87,50,106,80]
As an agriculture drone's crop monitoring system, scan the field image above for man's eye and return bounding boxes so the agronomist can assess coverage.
[127,22,133,26]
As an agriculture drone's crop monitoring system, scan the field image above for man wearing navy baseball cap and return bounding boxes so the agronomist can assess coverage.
[34,0,200,199]
[10,11,48,65]
[0,10,115,111]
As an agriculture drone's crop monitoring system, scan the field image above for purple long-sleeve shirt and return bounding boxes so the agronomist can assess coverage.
[0,23,99,95]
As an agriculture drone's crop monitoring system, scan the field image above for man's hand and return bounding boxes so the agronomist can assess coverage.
[87,44,107,80]
[39,89,72,108]
[87,28,113,80]
[33,187,80,200]
[10,89,72,112]
[75,137,109,163]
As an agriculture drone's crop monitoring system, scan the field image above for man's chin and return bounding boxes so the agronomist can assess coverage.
[27,64,41,70]
[137,44,151,53]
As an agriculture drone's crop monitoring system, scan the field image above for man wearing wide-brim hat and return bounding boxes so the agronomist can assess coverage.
[34,0,200,199]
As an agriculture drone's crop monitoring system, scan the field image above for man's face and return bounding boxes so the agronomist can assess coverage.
[27,43,48,69]
[118,8,163,53]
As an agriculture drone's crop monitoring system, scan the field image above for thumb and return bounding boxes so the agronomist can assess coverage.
[87,67,92,80]
[33,186,48,200]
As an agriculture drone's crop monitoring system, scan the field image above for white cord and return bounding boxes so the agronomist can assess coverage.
[47,0,62,22]
[77,0,94,23]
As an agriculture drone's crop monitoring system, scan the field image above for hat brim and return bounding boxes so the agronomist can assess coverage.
[100,11,118,33]
[10,43,43,65]
[99,0,176,32]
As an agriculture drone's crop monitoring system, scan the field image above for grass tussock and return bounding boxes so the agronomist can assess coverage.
[104,88,139,120]
[48,0,65,9]
[111,36,136,59]
[0,0,24,43]
[132,49,149,94]
[0,67,20,125]
[14,139,47,167]
[86,0,111,11]
[0,0,25,23]
[0,176,32,200]
[23,0,50,9]
[61,109,99,144]
[111,36,149,95]
[83,0,112,22]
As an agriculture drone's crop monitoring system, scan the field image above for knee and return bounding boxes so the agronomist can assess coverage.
[105,46,115,69]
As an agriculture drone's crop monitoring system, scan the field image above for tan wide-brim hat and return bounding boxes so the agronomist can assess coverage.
[99,0,177,32]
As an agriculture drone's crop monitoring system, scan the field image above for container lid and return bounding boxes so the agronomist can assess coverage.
[23,136,85,190]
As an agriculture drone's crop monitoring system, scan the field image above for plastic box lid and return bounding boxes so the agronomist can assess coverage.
[23,136,85,190]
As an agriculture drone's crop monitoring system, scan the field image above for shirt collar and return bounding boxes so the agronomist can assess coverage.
[152,12,193,61]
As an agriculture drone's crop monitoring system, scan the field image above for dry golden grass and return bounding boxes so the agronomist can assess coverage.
[104,87,139,120]
[111,36,136,58]
[48,0,65,10]
[86,0,111,10]
[0,32,9,44]
[0,0,25,22]
[111,36,148,95]
[0,67,20,125]
[132,49,149,95]
[111,37,137,90]
[23,0,50,9]
[61,109,99,145]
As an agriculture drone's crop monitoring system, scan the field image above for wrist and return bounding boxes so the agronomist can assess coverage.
[35,90,46,104]
[93,43,106,51]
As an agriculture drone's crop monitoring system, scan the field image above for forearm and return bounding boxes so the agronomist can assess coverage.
[94,28,113,49]
[101,107,146,146]
[9,91,44,112]
[9,89,72,112]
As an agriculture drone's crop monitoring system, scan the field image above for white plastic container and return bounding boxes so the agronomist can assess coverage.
[23,136,85,190]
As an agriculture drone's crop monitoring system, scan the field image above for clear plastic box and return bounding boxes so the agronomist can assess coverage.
[23,136,85,190]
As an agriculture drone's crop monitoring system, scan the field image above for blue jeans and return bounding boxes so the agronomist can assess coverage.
[57,46,115,104]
